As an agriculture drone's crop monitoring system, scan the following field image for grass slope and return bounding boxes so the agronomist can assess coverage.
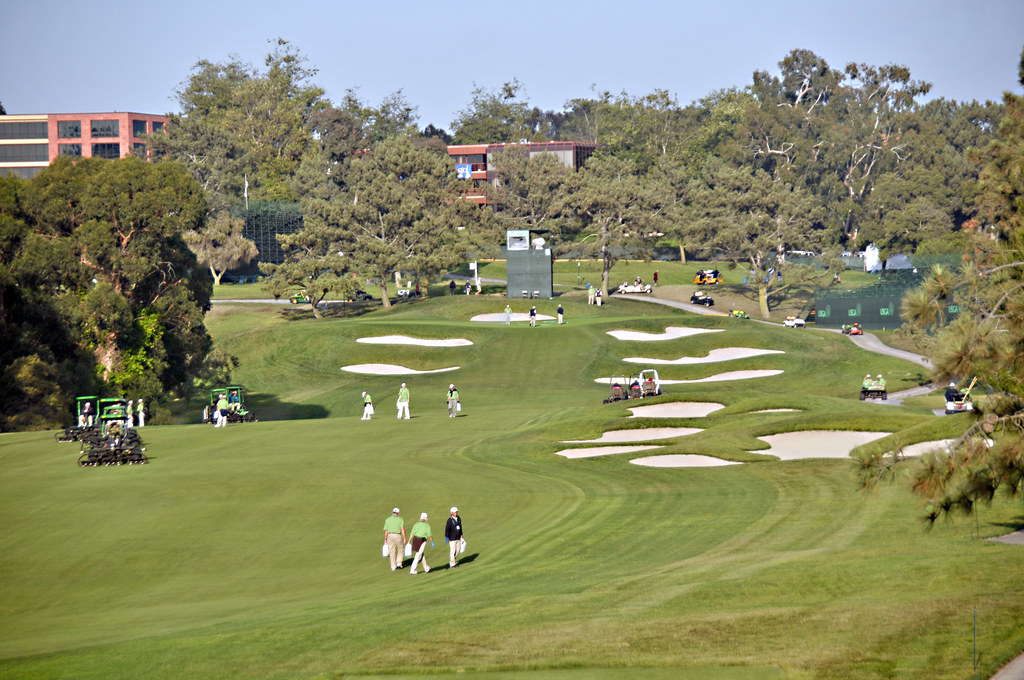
[1,295,1021,680]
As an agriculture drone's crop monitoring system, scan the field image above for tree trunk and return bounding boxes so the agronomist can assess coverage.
[601,246,612,297]
[379,283,392,310]
[758,282,770,319]
[421,273,430,298]
[210,266,222,286]
[679,244,687,264]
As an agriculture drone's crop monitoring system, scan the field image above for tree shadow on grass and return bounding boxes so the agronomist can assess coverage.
[184,394,329,424]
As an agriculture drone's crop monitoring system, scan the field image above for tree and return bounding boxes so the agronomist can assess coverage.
[864,49,1024,521]
[565,155,659,296]
[484,146,572,237]
[451,79,552,144]
[683,159,824,317]
[0,156,212,430]
[183,211,258,285]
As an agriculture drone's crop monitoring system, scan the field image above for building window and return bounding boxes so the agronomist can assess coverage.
[132,120,147,137]
[0,121,48,139]
[91,143,121,159]
[151,121,163,133]
[133,142,146,155]
[0,167,44,179]
[59,143,83,157]
[91,120,119,138]
[58,120,82,138]
[0,143,49,162]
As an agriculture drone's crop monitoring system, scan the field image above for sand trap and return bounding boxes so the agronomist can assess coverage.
[357,335,473,347]
[472,313,556,322]
[627,402,724,418]
[606,326,723,341]
[555,445,663,459]
[341,364,459,375]
[595,370,782,387]
[562,427,703,443]
[630,454,741,468]
[750,408,800,413]
[899,439,957,457]
[752,430,891,460]
[623,347,784,365]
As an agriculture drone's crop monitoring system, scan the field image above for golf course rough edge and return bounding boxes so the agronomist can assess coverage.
[561,427,704,443]
[356,335,473,346]
[626,402,725,418]
[341,364,460,375]
[555,445,664,459]
[471,313,555,322]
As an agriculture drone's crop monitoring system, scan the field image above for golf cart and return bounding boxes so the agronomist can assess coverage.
[690,291,715,306]
[692,269,723,285]
[842,323,863,335]
[603,375,633,403]
[615,281,653,294]
[638,369,661,397]
[729,309,750,319]
[289,290,312,304]
[859,375,887,401]
[203,386,258,424]
[944,377,976,415]
[783,316,805,328]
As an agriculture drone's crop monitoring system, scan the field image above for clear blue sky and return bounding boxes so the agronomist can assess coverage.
[2,0,1021,130]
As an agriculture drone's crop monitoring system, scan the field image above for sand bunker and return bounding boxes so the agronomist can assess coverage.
[899,439,957,457]
[357,335,473,347]
[606,326,723,341]
[630,454,741,468]
[562,427,703,444]
[472,313,555,322]
[623,347,784,365]
[341,364,459,375]
[555,445,663,459]
[750,408,800,413]
[752,430,891,460]
[627,402,724,418]
[595,370,782,387]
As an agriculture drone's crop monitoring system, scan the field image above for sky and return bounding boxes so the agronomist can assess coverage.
[2,0,1022,131]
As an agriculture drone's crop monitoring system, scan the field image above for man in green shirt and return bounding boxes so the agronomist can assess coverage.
[409,512,433,574]
[383,508,407,571]
[361,391,374,420]
[215,393,229,427]
[396,383,411,420]
[447,384,460,418]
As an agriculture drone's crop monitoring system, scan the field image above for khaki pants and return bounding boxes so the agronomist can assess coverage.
[449,538,461,566]
[387,533,404,570]
[411,542,430,573]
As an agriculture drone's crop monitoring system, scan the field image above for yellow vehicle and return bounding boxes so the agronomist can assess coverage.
[692,269,723,285]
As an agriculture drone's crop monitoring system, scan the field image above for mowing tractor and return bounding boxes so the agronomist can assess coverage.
[75,397,147,466]
[203,386,258,424]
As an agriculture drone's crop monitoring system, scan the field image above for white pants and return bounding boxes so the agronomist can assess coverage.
[216,410,228,427]
[411,543,430,573]
[396,401,410,419]
[362,404,373,420]
[137,412,145,427]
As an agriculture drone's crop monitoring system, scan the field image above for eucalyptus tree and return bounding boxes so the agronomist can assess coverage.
[183,211,258,286]
[451,79,553,144]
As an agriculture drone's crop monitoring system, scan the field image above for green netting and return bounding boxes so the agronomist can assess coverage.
[810,267,959,330]
[241,201,303,266]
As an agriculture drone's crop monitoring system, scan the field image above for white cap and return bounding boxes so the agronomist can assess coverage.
[450,507,458,513]
[420,512,428,520]
[392,507,400,514]
[362,391,367,397]
[449,384,454,389]
[401,382,406,387]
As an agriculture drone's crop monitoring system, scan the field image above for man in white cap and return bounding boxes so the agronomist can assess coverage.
[383,508,407,571]
[446,384,460,418]
[409,512,433,574]
[361,391,373,420]
[396,383,411,420]
[445,507,465,568]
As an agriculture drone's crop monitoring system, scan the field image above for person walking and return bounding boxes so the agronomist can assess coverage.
[361,391,374,420]
[447,384,460,418]
[215,393,229,427]
[396,383,411,420]
[557,303,564,325]
[653,270,659,287]
[449,280,456,295]
[529,306,537,327]
[595,289,602,306]
[126,400,134,429]
[409,512,433,574]
[136,398,145,427]
[383,508,407,571]
[504,304,511,325]
[445,507,465,568]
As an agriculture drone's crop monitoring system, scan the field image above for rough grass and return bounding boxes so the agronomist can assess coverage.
[1,295,1021,680]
